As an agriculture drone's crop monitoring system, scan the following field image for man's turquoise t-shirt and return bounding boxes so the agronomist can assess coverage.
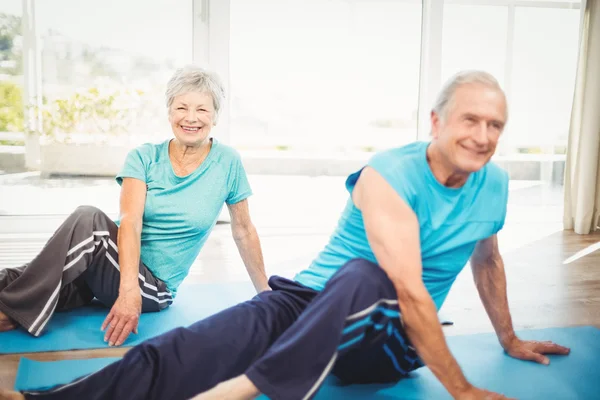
[115,138,252,296]
[294,141,509,310]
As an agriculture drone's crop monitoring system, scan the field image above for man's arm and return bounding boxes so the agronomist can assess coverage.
[470,236,570,364]
[227,199,270,293]
[353,167,474,398]
[470,235,516,348]
[101,177,146,346]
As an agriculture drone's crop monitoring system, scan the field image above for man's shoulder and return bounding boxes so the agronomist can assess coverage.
[366,141,428,187]
[370,141,426,161]
[350,142,427,206]
[368,141,427,171]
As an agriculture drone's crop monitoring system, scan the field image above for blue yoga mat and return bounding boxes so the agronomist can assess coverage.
[0,282,257,354]
[0,281,453,354]
[13,326,600,399]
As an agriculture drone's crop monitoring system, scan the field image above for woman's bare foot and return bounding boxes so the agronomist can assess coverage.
[0,311,16,332]
[0,389,25,400]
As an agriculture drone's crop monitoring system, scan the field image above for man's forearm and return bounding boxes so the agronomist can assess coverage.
[233,227,269,292]
[397,287,471,398]
[116,219,142,293]
[471,256,516,347]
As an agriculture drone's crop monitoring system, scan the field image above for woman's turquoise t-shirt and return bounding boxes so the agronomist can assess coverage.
[115,138,252,296]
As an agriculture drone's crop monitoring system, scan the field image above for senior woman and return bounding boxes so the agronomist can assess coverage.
[0,65,269,347]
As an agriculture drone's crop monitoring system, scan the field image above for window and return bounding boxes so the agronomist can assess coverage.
[0,0,24,139]
[439,2,581,160]
[507,6,580,155]
[441,5,508,87]
[229,0,423,153]
[35,0,193,144]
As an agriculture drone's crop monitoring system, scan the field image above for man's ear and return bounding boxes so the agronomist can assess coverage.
[430,110,441,139]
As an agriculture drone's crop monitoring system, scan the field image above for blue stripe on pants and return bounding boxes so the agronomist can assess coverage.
[246,259,423,400]
[336,298,420,381]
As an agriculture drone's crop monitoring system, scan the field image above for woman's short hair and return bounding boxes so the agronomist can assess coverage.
[165,65,226,121]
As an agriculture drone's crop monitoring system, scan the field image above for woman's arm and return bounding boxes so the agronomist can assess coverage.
[227,199,270,293]
[116,178,147,294]
[101,177,146,346]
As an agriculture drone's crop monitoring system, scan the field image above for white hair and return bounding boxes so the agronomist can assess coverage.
[432,70,507,120]
[165,65,226,121]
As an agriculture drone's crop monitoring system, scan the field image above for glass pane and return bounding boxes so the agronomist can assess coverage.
[0,1,24,138]
[36,0,193,144]
[506,7,580,155]
[230,0,423,153]
[441,5,508,86]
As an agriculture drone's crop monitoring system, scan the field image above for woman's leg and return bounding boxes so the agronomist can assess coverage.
[0,205,171,337]
[18,277,316,400]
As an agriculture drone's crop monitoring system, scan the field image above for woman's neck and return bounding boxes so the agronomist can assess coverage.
[170,138,212,162]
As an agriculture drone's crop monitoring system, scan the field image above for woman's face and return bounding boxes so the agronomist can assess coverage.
[168,91,216,147]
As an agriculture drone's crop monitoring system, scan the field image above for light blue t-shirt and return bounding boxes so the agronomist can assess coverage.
[294,141,509,309]
[115,138,252,296]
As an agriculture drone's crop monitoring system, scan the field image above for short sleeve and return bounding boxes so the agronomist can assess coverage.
[226,155,253,205]
[115,147,148,186]
[493,168,510,233]
[365,150,416,208]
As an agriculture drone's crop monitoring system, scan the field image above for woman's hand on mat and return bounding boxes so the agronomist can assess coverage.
[456,386,514,400]
[502,337,571,365]
[101,291,142,346]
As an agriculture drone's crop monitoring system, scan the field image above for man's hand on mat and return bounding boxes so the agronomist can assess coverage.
[502,337,571,365]
[101,291,142,346]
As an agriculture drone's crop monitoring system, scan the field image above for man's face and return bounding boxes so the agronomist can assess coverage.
[431,83,507,173]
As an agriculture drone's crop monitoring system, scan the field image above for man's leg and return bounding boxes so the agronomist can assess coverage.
[331,319,423,385]
[17,277,316,400]
[239,258,421,400]
[0,205,171,337]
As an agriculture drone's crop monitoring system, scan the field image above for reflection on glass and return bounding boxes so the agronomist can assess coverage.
[229,0,423,153]
[35,0,193,144]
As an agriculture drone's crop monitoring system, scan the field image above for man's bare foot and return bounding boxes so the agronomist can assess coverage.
[191,375,259,400]
[0,389,25,400]
[0,311,16,332]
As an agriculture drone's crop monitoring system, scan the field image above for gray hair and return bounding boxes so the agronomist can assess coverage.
[165,65,226,121]
[432,70,507,120]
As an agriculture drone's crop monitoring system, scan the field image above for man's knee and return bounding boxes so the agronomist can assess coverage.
[330,258,394,293]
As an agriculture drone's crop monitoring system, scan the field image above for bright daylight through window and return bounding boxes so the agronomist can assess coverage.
[0,0,583,179]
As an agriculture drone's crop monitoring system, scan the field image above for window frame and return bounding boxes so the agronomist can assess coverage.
[18,0,584,173]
